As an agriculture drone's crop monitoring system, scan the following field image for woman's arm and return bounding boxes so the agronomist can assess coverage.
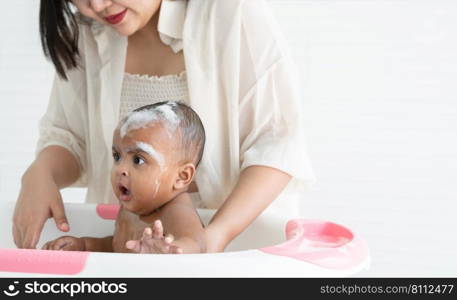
[205,165,291,252]
[27,145,81,189]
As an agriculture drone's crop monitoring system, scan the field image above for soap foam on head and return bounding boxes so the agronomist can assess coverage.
[119,101,181,139]
[155,102,180,126]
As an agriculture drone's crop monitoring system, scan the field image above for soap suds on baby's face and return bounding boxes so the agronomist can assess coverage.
[153,178,160,199]
[135,142,165,171]
[119,102,181,139]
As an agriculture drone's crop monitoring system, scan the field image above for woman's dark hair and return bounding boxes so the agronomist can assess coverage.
[39,0,80,80]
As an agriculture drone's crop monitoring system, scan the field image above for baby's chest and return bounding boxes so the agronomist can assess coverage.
[112,212,150,253]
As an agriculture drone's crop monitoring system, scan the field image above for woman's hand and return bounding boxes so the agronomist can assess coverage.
[12,164,69,249]
[125,220,183,254]
[13,146,81,249]
[42,236,86,251]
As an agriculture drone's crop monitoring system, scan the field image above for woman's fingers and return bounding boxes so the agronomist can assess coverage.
[13,161,69,250]
[51,196,70,232]
[12,224,23,249]
[22,221,44,249]
[13,204,45,249]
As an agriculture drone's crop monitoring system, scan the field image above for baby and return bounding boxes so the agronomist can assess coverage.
[42,101,206,254]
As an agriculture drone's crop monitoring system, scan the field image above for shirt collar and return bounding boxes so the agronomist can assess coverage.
[157,0,187,53]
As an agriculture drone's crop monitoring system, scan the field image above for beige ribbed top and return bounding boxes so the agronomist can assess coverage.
[119,71,189,121]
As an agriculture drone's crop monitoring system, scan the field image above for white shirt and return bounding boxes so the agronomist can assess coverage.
[37,0,316,216]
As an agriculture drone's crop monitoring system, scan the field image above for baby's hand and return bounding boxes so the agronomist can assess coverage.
[41,236,86,251]
[125,220,183,254]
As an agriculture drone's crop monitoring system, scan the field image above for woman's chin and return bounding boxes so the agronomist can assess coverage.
[111,23,138,37]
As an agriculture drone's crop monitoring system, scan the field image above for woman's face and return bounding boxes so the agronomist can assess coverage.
[71,0,162,36]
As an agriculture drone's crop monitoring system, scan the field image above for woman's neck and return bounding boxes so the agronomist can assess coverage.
[129,10,161,45]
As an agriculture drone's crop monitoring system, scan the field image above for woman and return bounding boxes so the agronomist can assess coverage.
[13,0,315,252]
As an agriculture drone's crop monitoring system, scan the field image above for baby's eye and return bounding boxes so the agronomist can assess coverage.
[113,151,120,162]
[133,155,145,165]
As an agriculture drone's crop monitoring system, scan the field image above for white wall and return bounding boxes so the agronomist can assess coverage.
[1,0,456,277]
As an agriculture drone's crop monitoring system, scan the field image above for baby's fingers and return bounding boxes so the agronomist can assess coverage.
[41,241,51,250]
[125,240,141,253]
[141,235,170,253]
[52,238,71,250]
[152,220,163,239]
[169,245,183,254]
[42,239,65,251]
[164,234,174,244]
[141,227,153,242]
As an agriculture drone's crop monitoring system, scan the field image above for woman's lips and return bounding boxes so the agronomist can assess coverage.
[105,9,127,25]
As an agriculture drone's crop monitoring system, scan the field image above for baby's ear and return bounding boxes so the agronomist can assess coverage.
[173,163,196,190]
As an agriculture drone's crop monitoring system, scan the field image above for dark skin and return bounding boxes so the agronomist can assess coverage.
[41,193,204,253]
[42,123,206,254]
[113,193,205,253]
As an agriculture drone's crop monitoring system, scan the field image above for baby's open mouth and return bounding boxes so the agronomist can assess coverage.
[119,184,130,196]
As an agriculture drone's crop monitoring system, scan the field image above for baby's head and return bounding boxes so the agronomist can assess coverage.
[110,101,205,216]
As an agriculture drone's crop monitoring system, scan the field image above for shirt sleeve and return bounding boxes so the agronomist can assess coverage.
[36,71,88,187]
[238,0,316,188]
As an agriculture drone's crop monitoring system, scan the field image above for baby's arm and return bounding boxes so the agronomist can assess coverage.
[41,236,113,252]
[43,211,120,252]
[126,193,206,254]
[81,236,113,252]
